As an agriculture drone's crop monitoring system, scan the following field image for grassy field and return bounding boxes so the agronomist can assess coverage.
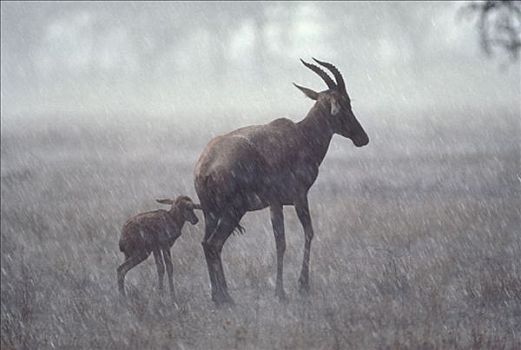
[1,109,520,349]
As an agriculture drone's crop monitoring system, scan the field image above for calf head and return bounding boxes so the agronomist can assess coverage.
[156,196,201,225]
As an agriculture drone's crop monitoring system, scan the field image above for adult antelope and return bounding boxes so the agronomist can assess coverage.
[194,59,369,304]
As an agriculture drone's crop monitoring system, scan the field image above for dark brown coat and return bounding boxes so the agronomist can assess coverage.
[194,59,369,304]
[117,196,200,298]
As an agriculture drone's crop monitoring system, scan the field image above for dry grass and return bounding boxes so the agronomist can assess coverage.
[1,110,520,349]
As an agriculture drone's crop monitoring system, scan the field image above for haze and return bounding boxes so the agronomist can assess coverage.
[1,1,519,127]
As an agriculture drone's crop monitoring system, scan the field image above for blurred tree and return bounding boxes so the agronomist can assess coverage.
[459,0,521,61]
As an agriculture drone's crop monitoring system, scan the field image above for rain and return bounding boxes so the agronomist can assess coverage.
[1,1,520,349]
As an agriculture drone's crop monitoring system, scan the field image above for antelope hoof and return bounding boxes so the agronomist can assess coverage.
[167,292,176,304]
[275,288,288,303]
[298,279,310,294]
[212,292,235,306]
[170,293,179,309]
[118,281,126,297]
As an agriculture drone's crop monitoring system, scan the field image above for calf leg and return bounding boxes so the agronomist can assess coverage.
[153,249,165,293]
[162,248,175,299]
[117,251,148,296]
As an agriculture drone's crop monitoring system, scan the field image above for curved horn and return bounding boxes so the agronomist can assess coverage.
[300,59,336,90]
[312,58,345,92]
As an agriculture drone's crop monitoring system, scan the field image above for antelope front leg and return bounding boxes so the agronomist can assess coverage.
[295,196,313,293]
[270,203,287,301]
[153,249,165,294]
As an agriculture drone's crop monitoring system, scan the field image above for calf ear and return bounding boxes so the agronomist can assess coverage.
[156,199,174,205]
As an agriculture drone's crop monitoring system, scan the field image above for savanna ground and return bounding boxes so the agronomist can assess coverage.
[1,108,520,349]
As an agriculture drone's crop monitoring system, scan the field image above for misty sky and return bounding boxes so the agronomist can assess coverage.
[1,1,520,123]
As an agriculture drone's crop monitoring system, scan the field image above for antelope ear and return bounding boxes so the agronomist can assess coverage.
[156,199,174,205]
[192,203,202,210]
[293,83,318,100]
[330,98,341,115]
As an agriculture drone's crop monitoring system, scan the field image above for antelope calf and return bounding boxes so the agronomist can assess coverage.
[117,196,201,298]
